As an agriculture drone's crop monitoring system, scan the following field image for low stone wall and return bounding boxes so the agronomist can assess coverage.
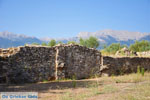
[2,44,150,84]
[101,56,150,76]
[0,44,101,84]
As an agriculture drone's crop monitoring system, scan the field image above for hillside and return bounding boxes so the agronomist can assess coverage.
[77,29,149,46]
[0,30,150,48]
[0,31,42,48]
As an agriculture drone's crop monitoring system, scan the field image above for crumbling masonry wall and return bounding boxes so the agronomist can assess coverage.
[56,45,101,79]
[1,44,150,84]
[101,56,150,76]
[0,44,101,84]
[0,46,56,84]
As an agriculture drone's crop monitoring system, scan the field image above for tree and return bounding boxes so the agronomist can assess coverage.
[79,38,87,46]
[41,42,47,46]
[79,37,99,49]
[86,36,99,48]
[129,40,150,52]
[48,39,56,47]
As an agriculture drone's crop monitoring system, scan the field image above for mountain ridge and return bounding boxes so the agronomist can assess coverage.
[0,31,42,48]
[77,29,149,41]
[0,30,150,48]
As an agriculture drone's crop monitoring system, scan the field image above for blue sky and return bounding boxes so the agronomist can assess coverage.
[0,0,149,38]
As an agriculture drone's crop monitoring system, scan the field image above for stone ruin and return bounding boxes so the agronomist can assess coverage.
[0,44,101,84]
[0,44,150,84]
[115,47,137,56]
[137,51,150,57]
[100,56,150,76]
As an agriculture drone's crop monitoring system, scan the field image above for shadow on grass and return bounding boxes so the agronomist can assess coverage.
[0,79,101,92]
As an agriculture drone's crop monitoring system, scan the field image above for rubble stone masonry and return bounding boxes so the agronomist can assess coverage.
[0,44,101,84]
[101,56,150,76]
[1,44,150,84]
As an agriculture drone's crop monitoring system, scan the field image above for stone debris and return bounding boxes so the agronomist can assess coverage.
[115,47,137,56]
[137,51,150,57]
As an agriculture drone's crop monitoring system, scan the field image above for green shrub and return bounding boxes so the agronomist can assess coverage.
[137,66,141,74]
[43,79,48,82]
[141,68,145,76]
[72,75,77,88]
[137,66,145,76]
[41,42,47,46]
[101,43,127,55]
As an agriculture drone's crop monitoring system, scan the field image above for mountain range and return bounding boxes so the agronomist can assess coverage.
[0,31,42,48]
[0,29,150,49]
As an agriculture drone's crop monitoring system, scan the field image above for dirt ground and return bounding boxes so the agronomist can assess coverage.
[1,73,150,100]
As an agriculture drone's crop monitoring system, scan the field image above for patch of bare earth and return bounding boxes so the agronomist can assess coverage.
[1,73,150,100]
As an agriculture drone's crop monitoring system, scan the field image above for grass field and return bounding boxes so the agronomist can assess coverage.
[1,72,150,100]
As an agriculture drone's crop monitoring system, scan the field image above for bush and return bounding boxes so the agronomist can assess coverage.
[137,66,141,74]
[41,42,47,46]
[129,40,150,52]
[101,43,126,55]
[72,75,77,88]
[141,68,145,76]
[137,66,145,76]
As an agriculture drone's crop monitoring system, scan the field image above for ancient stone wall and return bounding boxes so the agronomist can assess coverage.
[0,44,101,84]
[61,45,101,79]
[0,56,9,83]
[0,46,56,83]
[2,44,150,84]
[101,56,150,76]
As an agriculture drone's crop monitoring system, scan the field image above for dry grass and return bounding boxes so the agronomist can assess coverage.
[110,82,150,100]
[101,72,150,83]
[1,72,150,100]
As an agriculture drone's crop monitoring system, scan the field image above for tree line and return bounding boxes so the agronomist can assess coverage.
[31,37,150,53]
[102,40,150,55]
[31,36,99,48]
